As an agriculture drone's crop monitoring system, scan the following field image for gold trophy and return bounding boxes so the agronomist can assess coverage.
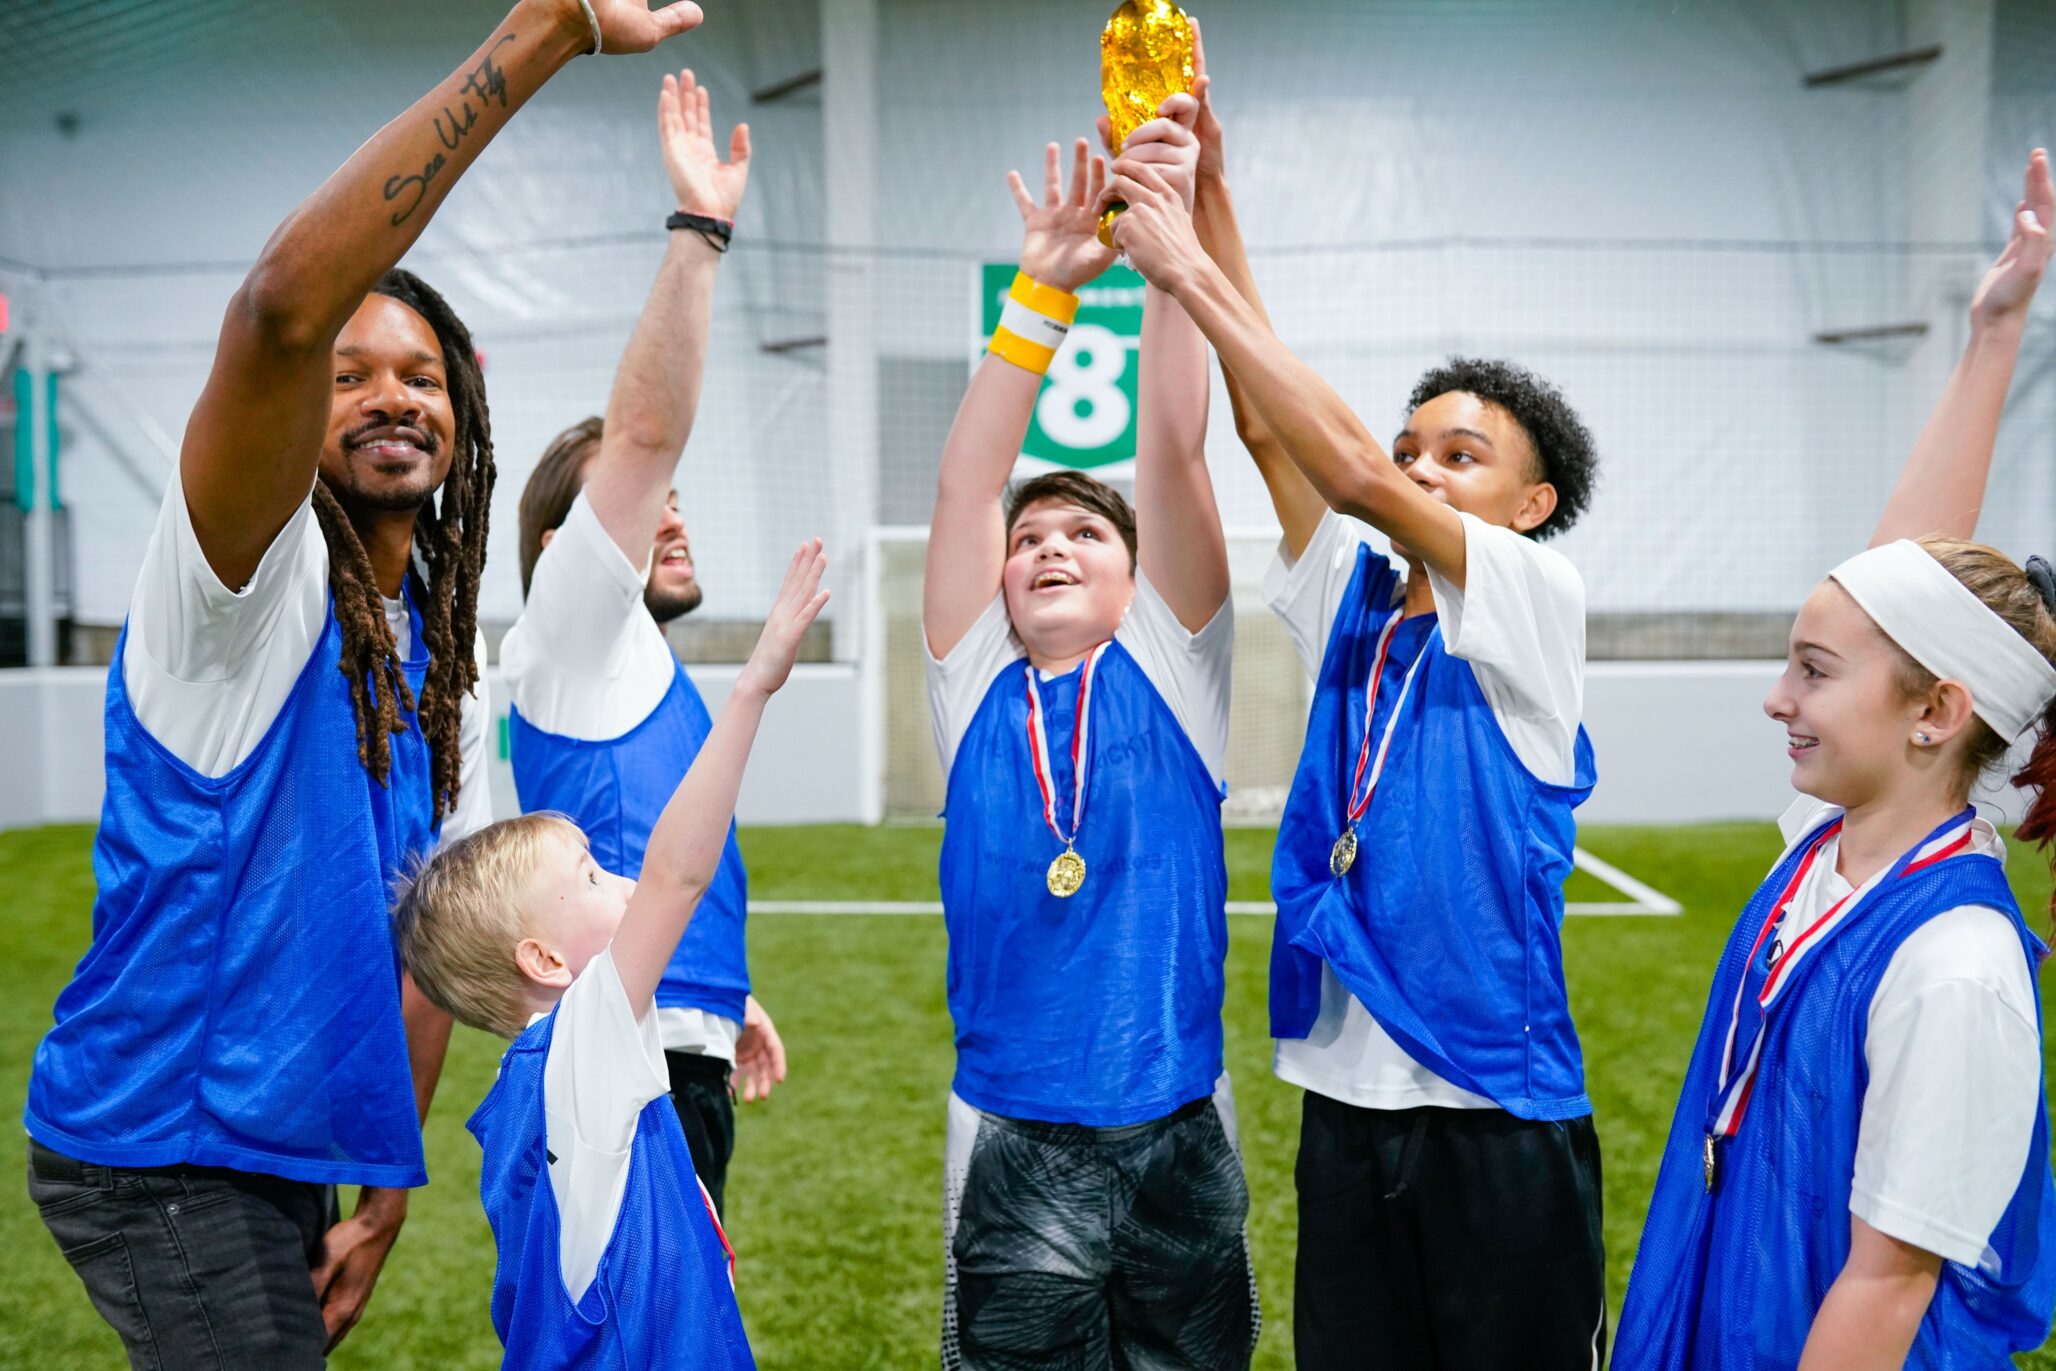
[1098,0,1195,247]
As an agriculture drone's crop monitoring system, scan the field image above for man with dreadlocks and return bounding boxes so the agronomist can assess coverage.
[505,68,786,1226]
[22,1,707,1365]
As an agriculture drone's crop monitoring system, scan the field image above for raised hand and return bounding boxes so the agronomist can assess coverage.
[586,0,704,55]
[659,69,751,219]
[738,539,829,698]
[1971,148,2053,330]
[1190,18,1223,181]
[1102,160,1206,294]
[1009,139,1117,291]
[734,995,787,1103]
[1111,92,1202,211]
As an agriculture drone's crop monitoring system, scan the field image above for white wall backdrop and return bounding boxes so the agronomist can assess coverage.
[2,0,2053,634]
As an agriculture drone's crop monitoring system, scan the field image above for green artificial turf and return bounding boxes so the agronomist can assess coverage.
[3,821,2053,1368]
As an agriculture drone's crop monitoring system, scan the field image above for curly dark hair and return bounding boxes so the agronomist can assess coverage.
[312,267,494,823]
[1405,357,1597,540]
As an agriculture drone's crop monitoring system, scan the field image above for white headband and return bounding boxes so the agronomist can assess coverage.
[1828,539,2056,739]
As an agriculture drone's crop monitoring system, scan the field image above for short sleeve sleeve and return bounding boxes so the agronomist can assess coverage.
[1421,514,1585,785]
[1851,907,2042,1266]
[1114,568,1233,787]
[924,594,1024,774]
[498,491,677,741]
[542,948,671,1303]
[1262,509,1383,681]
[122,472,330,776]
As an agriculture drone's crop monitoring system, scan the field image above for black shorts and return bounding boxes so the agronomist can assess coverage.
[942,1085,1259,1371]
[1293,1094,1607,1371]
[665,1048,737,1219]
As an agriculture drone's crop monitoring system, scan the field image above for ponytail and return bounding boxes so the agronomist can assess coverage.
[2010,555,2056,913]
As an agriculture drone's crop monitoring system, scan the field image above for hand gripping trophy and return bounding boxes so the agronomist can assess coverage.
[1098,0,1195,246]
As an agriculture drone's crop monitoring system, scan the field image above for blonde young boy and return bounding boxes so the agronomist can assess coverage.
[395,540,827,1371]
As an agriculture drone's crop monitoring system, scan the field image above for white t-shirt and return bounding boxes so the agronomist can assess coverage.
[538,948,674,1304]
[1775,795,2041,1268]
[1266,509,1588,1110]
[500,491,739,1063]
[924,568,1234,788]
[125,473,492,846]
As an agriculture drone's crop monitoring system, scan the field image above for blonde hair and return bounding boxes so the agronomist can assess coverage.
[391,812,583,1039]
[1884,538,2056,915]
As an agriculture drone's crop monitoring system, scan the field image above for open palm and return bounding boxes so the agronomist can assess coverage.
[740,540,829,698]
[660,69,751,219]
[1011,139,1116,292]
[589,0,703,55]
[1971,149,2053,326]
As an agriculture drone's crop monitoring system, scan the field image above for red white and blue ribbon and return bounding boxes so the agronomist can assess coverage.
[1025,642,1111,850]
[1342,609,1435,832]
[700,1176,737,1286]
[1706,808,1977,1148]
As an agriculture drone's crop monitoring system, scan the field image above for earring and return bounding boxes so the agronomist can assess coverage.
[1917,732,1932,744]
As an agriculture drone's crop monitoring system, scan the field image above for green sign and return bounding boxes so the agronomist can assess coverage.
[979,262,1144,472]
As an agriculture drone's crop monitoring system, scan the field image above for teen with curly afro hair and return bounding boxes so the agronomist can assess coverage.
[1101,45,1611,1371]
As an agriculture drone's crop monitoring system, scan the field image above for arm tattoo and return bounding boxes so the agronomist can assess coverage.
[383,33,518,227]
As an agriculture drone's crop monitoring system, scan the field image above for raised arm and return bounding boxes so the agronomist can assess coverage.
[1184,23,1325,559]
[1117,97,1229,629]
[1871,149,2052,547]
[923,141,1114,657]
[1105,162,1468,583]
[180,0,703,590]
[614,540,827,1016]
[581,69,750,560]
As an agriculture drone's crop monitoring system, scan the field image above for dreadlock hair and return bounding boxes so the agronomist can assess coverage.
[313,267,495,822]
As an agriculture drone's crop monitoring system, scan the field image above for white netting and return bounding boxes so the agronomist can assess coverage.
[5,0,2056,671]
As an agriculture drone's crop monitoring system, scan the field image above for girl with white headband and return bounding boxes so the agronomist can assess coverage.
[1617,150,2056,1370]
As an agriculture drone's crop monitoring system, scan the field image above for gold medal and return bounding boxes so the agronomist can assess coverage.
[1047,846,1088,898]
[1703,1133,1718,1193]
[1025,646,1112,900]
[1329,829,1357,879]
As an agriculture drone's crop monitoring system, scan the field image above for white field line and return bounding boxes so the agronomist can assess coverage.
[752,847,1682,918]
[1567,846,1684,916]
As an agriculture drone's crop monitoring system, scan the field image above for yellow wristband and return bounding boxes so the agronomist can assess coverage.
[988,325,1059,375]
[1008,271,1081,325]
[986,272,1079,375]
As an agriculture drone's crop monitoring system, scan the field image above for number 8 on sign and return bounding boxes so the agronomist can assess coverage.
[1037,323,1132,451]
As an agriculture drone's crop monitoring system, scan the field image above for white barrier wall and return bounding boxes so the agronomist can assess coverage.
[13,659,2033,834]
[0,664,868,834]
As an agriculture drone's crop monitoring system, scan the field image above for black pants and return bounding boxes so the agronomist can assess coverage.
[665,1049,737,1219]
[27,1139,339,1371]
[1293,1096,1607,1371]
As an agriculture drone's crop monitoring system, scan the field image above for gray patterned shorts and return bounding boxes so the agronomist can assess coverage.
[941,1080,1259,1370]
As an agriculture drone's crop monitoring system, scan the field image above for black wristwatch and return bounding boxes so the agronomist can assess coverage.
[667,211,733,253]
